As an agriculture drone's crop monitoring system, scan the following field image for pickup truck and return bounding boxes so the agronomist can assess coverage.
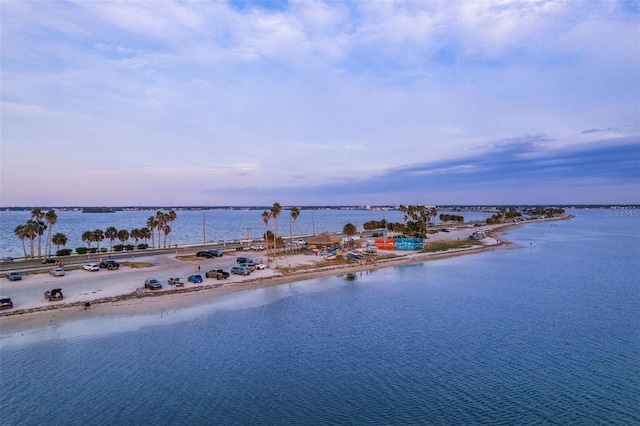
[44,288,64,301]
[205,269,230,280]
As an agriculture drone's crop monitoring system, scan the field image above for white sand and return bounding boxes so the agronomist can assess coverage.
[0,217,569,333]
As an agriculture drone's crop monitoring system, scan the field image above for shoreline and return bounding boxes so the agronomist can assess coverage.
[0,216,571,333]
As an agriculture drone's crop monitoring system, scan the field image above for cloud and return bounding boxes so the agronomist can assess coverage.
[210,136,640,205]
[1,1,638,206]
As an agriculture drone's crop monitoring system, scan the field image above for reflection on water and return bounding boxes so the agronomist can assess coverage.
[1,211,638,425]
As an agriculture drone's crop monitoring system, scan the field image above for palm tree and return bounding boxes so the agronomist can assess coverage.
[146,216,157,249]
[399,204,407,223]
[94,229,105,252]
[82,230,95,253]
[45,209,57,257]
[290,207,300,253]
[163,224,171,248]
[271,202,282,254]
[430,207,438,226]
[117,229,130,245]
[262,211,271,257]
[140,227,151,245]
[52,233,68,253]
[155,211,167,249]
[343,223,357,246]
[30,208,46,258]
[167,210,177,247]
[24,220,38,259]
[130,228,142,249]
[105,227,118,252]
[14,225,27,259]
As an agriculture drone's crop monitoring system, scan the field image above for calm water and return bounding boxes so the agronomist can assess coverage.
[1,210,639,424]
[0,209,412,259]
[0,209,491,259]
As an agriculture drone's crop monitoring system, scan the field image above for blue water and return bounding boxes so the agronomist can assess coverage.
[1,210,639,424]
[0,209,491,259]
[0,209,412,259]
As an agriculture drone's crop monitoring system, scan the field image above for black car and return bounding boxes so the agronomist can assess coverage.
[144,278,162,290]
[236,257,253,264]
[208,249,223,257]
[0,297,13,310]
[6,271,22,281]
[205,269,230,280]
[44,288,63,301]
[42,258,57,264]
[196,251,214,258]
[99,260,120,270]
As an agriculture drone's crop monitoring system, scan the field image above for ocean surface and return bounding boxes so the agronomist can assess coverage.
[0,208,490,259]
[1,209,639,424]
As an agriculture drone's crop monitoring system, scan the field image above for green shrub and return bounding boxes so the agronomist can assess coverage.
[125,244,135,251]
[56,248,72,256]
[137,243,148,250]
[100,248,107,253]
[76,247,88,255]
[114,244,124,252]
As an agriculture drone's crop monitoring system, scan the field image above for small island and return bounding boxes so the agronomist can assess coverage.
[82,207,116,213]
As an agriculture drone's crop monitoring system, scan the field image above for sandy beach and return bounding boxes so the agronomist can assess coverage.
[0,217,570,333]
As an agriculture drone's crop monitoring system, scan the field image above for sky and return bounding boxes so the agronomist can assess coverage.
[1,0,639,207]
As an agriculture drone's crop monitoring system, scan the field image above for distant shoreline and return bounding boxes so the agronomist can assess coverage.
[0,215,572,333]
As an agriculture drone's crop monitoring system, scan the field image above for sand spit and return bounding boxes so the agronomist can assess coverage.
[0,216,571,332]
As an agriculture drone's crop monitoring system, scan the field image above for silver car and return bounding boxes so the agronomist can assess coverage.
[49,267,65,277]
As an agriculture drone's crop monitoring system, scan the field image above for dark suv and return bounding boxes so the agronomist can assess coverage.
[196,251,214,258]
[0,298,13,309]
[99,260,120,270]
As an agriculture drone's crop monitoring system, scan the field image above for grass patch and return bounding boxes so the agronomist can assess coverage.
[422,240,483,253]
[126,262,154,269]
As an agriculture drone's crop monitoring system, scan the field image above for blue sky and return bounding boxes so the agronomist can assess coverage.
[1,0,638,206]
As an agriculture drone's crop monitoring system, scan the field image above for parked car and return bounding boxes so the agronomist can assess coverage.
[83,263,100,271]
[144,278,162,290]
[0,297,13,309]
[208,249,223,257]
[236,257,254,264]
[205,269,230,280]
[253,262,266,270]
[242,262,257,271]
[168,277,184,287]
[196,251,214,258]
[6,271,22,281]
[49,267,65,277]
[42,258,57,264]
[1,257,14,262]
[230,266,251,276]
[99,260,120,270]
[188,274,203,283]
[44,288,63,301]
[250,244,265,251]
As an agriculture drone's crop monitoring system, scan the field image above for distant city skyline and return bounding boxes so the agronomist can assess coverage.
[1,1,638,206]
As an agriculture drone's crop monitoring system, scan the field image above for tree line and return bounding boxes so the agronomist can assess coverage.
[13,209,178,258]
[261,203,301,256]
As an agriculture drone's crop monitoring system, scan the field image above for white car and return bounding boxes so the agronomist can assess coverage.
[251,244,266,251]
[254,262,266,270]
[82,263,99,271]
